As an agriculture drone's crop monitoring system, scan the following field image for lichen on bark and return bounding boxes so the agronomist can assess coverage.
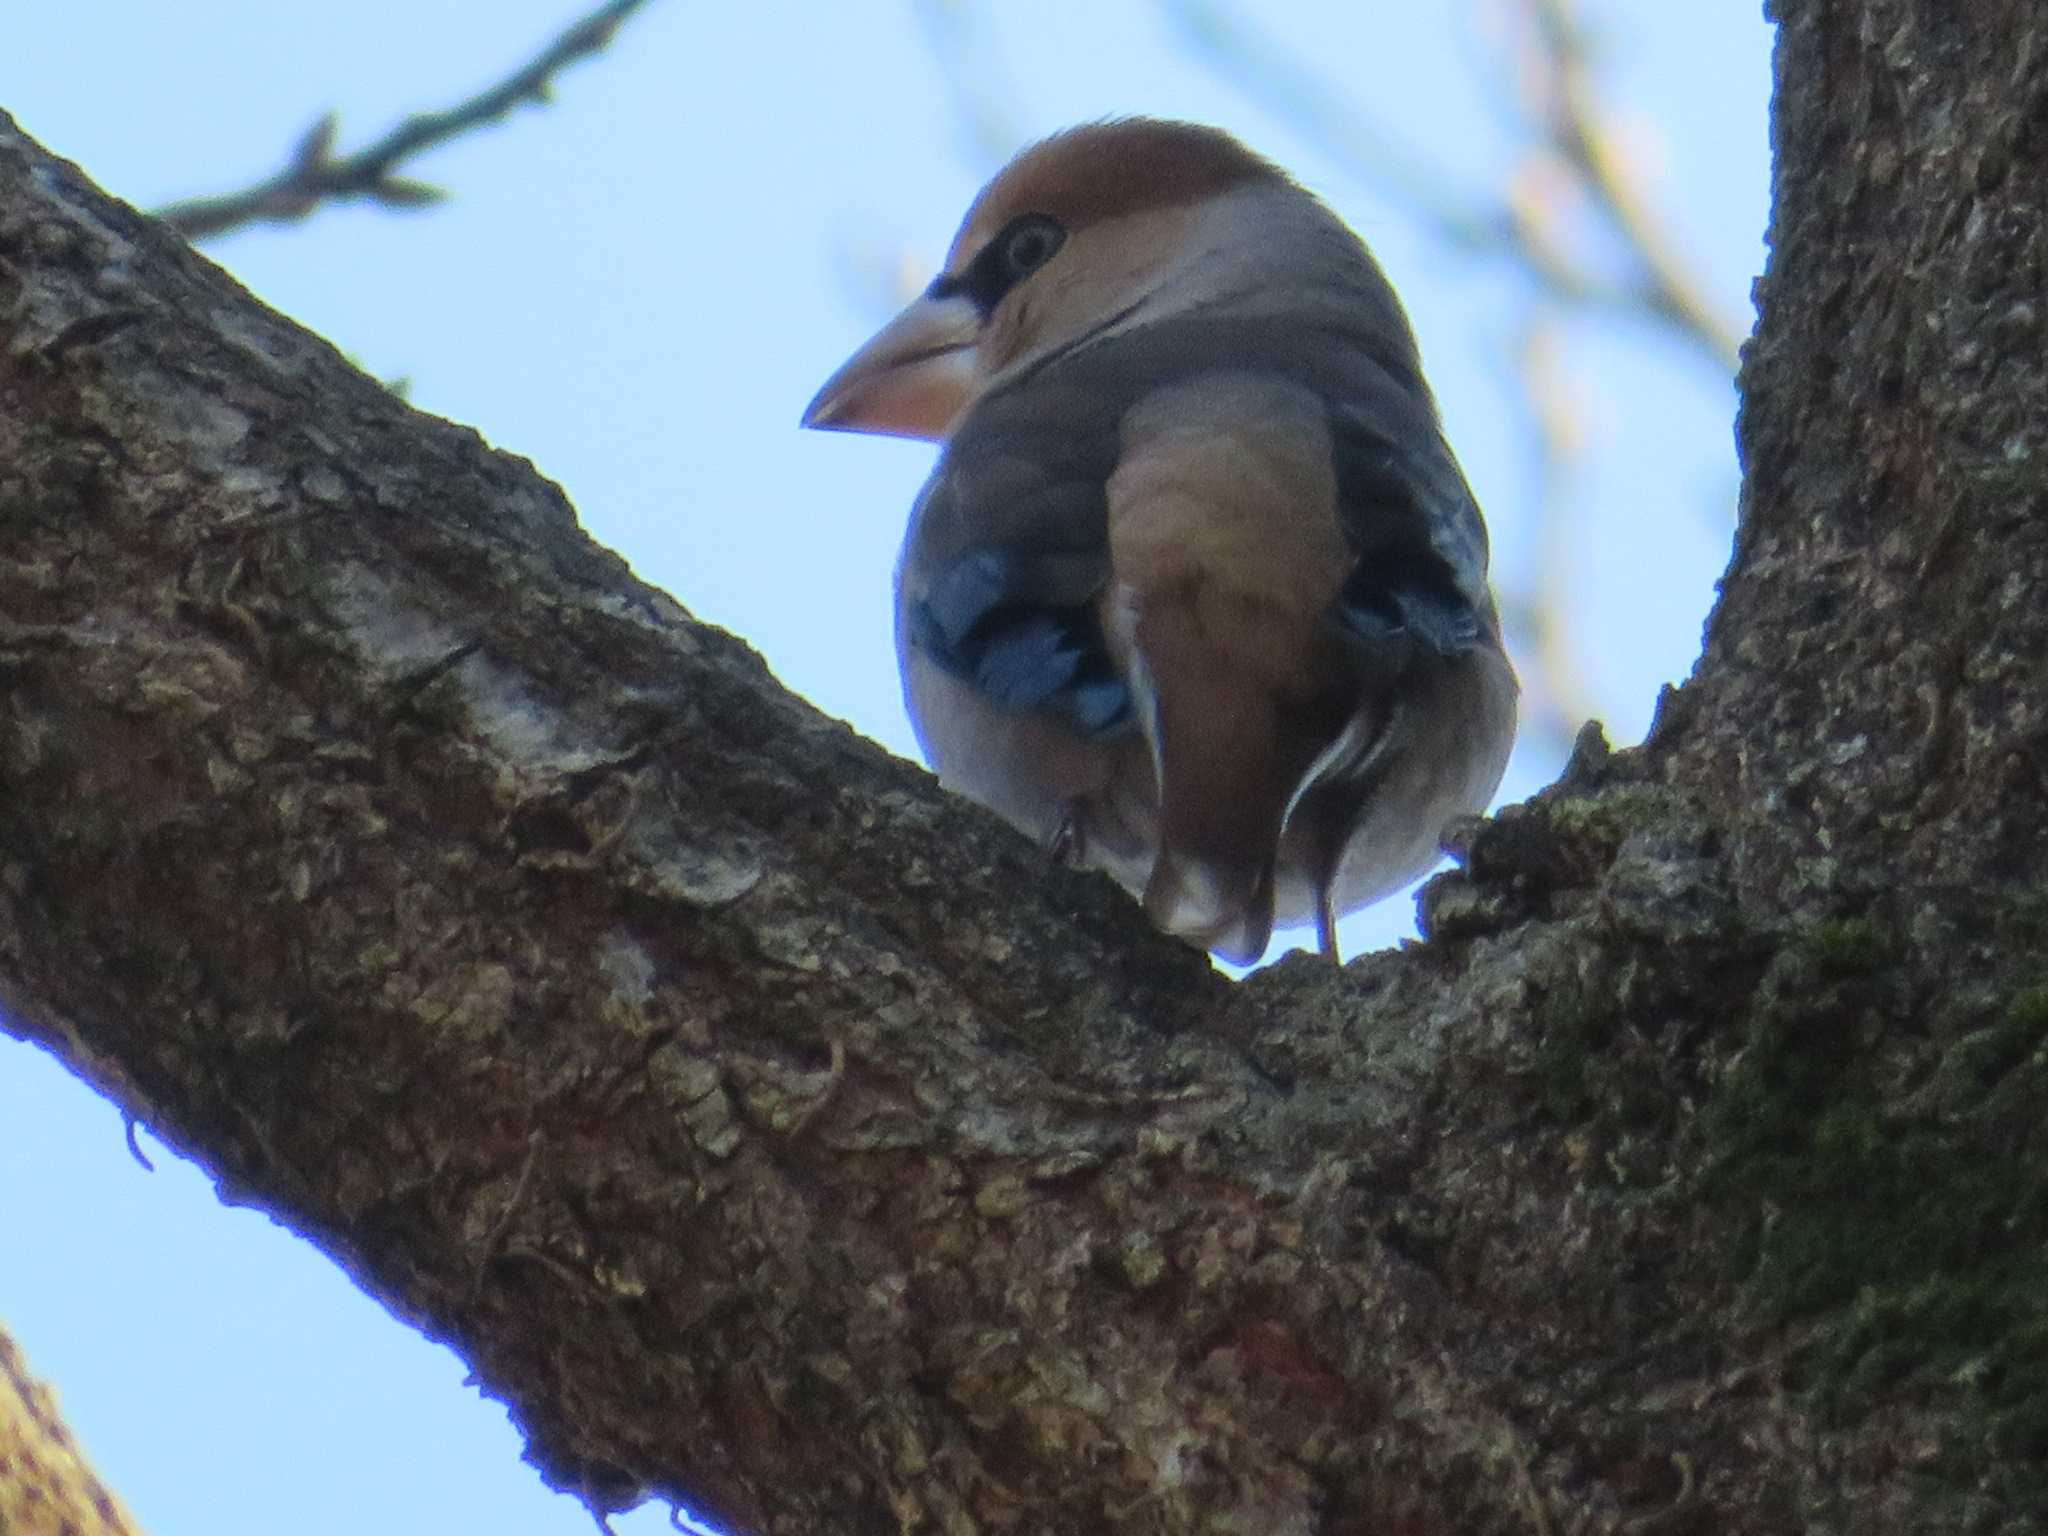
[3,1,2047,1531]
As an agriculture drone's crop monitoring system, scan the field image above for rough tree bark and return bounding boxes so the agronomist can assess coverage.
[0,1325,142,1536]
[2,2,2043,1532]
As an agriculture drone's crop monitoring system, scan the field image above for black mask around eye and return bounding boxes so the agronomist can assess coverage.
[930,215,1068,315]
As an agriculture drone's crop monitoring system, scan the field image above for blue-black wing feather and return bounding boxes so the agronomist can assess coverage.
[1322,387,1496,665]
[906,544,1133,739]
[901,307,1495,738]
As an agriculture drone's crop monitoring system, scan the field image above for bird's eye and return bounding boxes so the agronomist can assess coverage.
[1000,216,1066,280]
[947,215,1069,314]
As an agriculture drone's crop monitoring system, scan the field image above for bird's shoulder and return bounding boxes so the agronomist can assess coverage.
[920,308,1495,642]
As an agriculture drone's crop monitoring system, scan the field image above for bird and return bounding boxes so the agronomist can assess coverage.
[802,118,1516,964]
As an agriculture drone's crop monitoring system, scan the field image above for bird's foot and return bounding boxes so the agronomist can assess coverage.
[1315,885,1344,967]
[1049,803,1089,867]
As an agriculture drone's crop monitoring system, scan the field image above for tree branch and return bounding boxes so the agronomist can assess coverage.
[152,0,653,242]
[4,0,2047,1523]
[1165,0,1743,372]
[1163,0,1747,762]
[0,1326,143,1536]
[1519,0,1745,370]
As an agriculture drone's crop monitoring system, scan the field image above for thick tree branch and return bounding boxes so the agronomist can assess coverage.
[0,1327,142,1536]
[153,0,652,242]
[2,1,2046,1528]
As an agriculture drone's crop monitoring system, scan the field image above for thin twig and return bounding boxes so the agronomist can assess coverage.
[1162,0,1744,752]
[1505,310,1601,745]
[468,1130,543,1304]
[912,0,1024,172]
[1522,0,1744,370]
[155,0,653,242]
[121,1111,156,1172]
[1163,0,1742,374]
[1167,0,1522,253]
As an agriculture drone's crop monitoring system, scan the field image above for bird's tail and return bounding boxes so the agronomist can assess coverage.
[1129,607,1288,965]
[1144,846,1276,964]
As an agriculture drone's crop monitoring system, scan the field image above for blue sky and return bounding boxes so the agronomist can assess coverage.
[0,4,1770,1532]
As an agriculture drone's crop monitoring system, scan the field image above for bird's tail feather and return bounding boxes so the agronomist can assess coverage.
[1144,848,1275,964]
[1131,605,1287,964]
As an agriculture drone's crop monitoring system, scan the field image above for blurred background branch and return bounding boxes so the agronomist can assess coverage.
[1168,0,1741,372]
[1170,0,1746,751]
[1519,0,1745,369]
[143,0,1742,770]
[153,0,652,241]
[900,2,1746,761]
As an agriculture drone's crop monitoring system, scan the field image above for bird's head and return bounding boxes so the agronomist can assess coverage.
[802,119,1290,441]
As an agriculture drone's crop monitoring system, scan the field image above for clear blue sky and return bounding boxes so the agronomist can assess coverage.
[0,4,1769,1532]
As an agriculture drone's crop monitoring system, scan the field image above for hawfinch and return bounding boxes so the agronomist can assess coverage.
[804,119,1516,963]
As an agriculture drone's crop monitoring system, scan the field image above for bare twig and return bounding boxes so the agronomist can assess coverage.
[1162,0,1743,375]
[1519,0,1744,370]
[121,1110,156,1172]
[154,0,653,242]
[912,0,1024,172]
[1168,0,1523,254]
[1160,0,1745,752]
[1505,310,1602,745]
[468,1130,543,1305]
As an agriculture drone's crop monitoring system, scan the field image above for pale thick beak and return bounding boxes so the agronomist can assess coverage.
[801,291,980,441]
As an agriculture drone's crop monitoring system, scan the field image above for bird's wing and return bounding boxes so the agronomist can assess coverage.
[899,392,1131,745]
[898,309,1503,961]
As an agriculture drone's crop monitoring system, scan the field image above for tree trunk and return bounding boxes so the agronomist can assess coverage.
[2,2,2043,1531]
